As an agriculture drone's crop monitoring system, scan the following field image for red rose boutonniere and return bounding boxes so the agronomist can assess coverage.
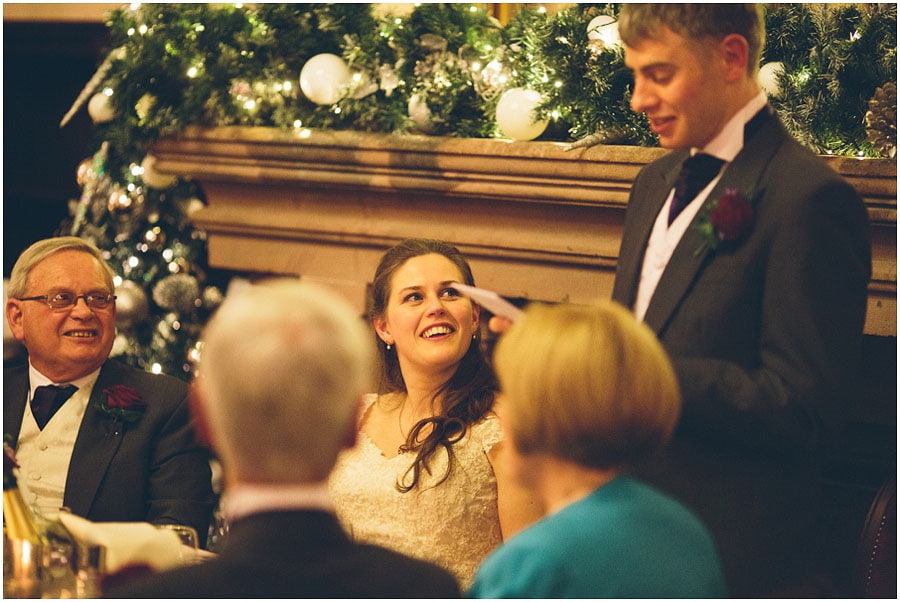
[97,385,146,423]
[694,188,755,256]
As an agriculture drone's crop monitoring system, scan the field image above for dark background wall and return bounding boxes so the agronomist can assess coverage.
[4,21,110,277]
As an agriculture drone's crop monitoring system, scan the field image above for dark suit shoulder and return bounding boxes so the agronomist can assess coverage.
[758,137,866,225]
[3,362,28,379]
[104,544,461,599]
[347,543,462,597]
[97,360,189,416]
[106,511,461,598]
[3,364,29,443]
[99,359,187,391]
[3,363,29,403]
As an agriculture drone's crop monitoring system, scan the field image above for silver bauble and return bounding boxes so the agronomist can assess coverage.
[153,274,201,314]
[114,279,150,328]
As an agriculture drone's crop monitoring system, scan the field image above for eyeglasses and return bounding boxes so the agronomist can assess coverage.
[16,292,117,310]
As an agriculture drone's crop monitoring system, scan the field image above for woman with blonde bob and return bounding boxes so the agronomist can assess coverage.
[467,300,727,598]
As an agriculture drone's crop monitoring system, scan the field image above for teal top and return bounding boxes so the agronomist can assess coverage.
[466,475,727,598]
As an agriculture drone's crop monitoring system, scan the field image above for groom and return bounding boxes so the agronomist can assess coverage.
[4,236,214,542]
[612,4,871,597]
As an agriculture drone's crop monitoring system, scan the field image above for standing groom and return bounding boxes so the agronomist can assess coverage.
[612,4,871,597]
[4,236,214,541]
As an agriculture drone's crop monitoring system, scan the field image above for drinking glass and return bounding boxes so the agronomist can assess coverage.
[156,524,199,564]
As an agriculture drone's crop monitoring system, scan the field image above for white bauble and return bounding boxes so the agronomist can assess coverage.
[178,196,206,217]
[141,154,177,189]
[88,92,115,123]
[587,15,620,48]
[758,62,785,98]
[407,94,434,133]
[496,88,548,141]
[299,53,352,105]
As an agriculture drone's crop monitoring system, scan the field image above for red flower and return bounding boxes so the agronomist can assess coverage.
[709,189,754,241]
[694,188,755,255]
[98,385,146,423]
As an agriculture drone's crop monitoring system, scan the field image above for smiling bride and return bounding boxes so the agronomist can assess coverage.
[328,238,542,588]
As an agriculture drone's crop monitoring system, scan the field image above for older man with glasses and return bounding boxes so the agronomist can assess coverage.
[4,236,214,542]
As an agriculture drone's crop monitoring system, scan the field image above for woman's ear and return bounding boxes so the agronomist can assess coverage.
[372,316,393,346]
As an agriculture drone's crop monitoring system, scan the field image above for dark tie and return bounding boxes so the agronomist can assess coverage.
[31,385,78,430]
[668,153,725,225]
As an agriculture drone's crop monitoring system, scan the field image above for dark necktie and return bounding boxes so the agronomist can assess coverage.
[31,384,78,430]
[668,153,725,225]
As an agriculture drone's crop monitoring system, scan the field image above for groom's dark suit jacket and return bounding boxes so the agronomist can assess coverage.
[103,510,462,598]
[4,359,214,542]
[613,109,871,596]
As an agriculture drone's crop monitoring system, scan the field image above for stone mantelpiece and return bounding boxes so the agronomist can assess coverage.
[152,126,896,337]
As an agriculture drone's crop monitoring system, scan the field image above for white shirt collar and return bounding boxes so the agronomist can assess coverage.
[696,91,769,162]
[28,362,101,401]
[221,481,335,523]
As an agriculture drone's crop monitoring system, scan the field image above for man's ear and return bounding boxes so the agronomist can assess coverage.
[720,33,750,82]
[5,298,25,342]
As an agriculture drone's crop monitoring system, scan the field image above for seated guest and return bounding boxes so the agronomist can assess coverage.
[107,279,461,598]
[4,237,213,541]
[468,300,727,598]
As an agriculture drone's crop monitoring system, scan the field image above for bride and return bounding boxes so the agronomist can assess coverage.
[328,238,541,587]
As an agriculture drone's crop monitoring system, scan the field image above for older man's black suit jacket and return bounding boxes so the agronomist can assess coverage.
[612,109,871,596]
[103,510,462,598]
[4,359,214,542]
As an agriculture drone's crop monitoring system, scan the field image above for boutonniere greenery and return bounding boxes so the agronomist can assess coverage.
[97,385,146,423]
[694,187,755,256]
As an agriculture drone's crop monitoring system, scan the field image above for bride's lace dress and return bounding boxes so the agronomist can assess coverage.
[328,394,503,587]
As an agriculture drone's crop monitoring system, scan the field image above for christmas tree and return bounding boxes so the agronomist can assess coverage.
[63,142,221,379]
[62,3,896,379]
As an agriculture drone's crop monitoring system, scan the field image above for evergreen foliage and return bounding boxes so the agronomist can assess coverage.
[764,3,897,156]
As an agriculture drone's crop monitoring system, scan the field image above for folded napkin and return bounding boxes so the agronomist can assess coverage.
[58,511,183,573]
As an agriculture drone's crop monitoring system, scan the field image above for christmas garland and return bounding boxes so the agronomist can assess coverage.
[60,3,897,379]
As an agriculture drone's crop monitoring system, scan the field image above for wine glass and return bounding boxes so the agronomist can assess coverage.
[156,524,199,564]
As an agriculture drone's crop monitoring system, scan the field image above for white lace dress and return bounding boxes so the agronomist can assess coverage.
[328,394,503,588]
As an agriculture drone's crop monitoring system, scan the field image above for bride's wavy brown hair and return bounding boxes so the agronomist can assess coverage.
[369,238,497,492]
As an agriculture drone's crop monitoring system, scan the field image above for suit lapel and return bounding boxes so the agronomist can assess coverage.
[614,154,686,307]
[4,366,29,446]
[63,362,126,516]
[643,113,787,334]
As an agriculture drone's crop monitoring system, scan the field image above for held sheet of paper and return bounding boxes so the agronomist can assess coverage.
[453,283,524,322]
